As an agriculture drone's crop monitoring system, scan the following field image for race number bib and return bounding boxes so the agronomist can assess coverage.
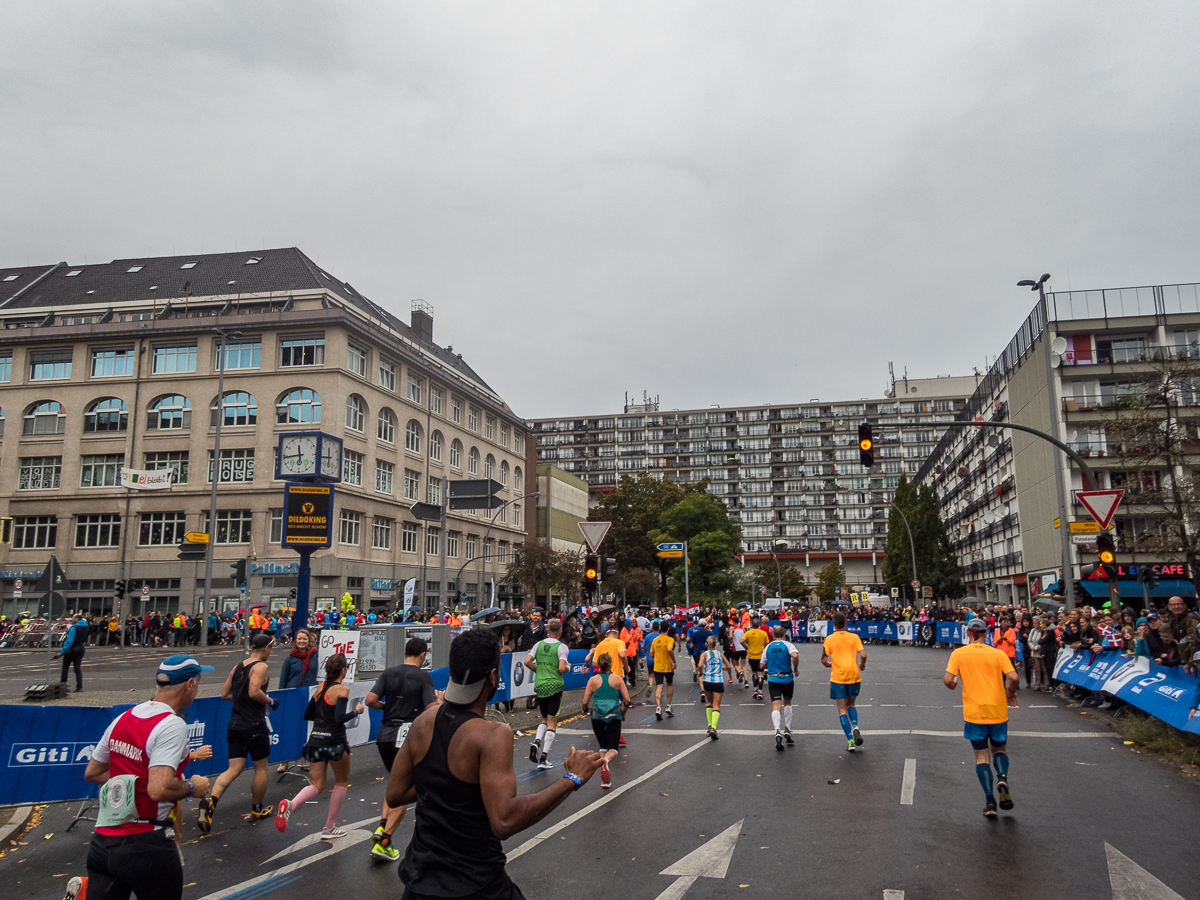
[395,722,412,748]
[96,774,140,829]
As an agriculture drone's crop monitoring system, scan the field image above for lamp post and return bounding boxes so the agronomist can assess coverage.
[201,327,241,647]
[475,491,539,610]
[770,539,787,598]
[867,491,919,603]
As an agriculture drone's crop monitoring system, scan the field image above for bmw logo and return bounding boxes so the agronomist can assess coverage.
[513,662,525,686]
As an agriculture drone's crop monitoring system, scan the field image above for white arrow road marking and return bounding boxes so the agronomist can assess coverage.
[1106,843,1187,900]
[654,819,744,900]
[900,758,916,806]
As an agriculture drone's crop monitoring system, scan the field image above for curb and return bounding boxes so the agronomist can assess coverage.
[0,805,33,848]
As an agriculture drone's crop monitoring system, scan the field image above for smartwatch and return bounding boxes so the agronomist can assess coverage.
[186,780,194,798]
[562,772,584,791]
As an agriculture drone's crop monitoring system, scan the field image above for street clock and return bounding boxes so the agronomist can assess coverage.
[276,432,343,482]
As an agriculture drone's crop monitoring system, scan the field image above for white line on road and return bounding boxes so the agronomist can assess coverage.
[881,704,906,707]
[900,758,916,806]
[559,728,1110,739]
[505,737,710,863]
[883,891,905,899]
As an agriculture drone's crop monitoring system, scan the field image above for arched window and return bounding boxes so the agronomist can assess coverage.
[84,398,128,433]
[345,394,365,432]
[468,447,479,476]
[276,388,321,424]
[514,466,523,492]
[449,439,462,469]
[377,408,396,443]
[484,454,495,480]
[499,460,509,486]
[211,391,257,427]
[429,429,443,462]
[24,401,65,436]
[405,419,422,454]
[148,394,191,430]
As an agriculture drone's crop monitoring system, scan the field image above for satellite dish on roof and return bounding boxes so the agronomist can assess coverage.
[1051,337,1068,355]
[1050,354,1062,368]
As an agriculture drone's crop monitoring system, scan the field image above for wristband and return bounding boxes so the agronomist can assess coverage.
[562,772,584,791]
[186,780,194,798]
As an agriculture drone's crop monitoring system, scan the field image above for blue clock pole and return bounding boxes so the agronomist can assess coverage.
[293,548,313,634]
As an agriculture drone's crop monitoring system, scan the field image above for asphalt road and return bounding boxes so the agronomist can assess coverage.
[5,645,1200,900]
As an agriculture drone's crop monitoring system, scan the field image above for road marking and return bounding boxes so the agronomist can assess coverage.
[881,704,905,707]
[558,728,1111,739]
[1028,704,1058,708]
[1106,842,1186,899]
[883,891,905,899]
[506,738,710,862]
[654,819,744,899]
[900,758,916,806]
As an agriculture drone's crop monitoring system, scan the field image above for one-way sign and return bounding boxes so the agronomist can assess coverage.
[657,542,684,552]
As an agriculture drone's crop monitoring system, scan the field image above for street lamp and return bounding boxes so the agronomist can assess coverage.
[770,539,788,598]
[472,491,539,611]
[865,490,919,603]
[201,327,241,647]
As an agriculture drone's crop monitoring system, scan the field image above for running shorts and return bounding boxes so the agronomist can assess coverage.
[829,682,861,700]
[701,680,724,694]
[226,727,271,762]
[377,741,398,772]
[768,681,794,703]
[964,721,1008,749]
[731,650,747,661]
[591,717,622,751]
[538,692,563,718]
[653,671,674,685]
[302,742,350,763]
[748,658,762,672]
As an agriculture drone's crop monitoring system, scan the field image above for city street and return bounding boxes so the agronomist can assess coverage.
[4,645,1198,900]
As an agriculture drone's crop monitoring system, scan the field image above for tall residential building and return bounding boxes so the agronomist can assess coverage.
[529,374,976,588]
[0,249,532,619]
[917,281,1200,607]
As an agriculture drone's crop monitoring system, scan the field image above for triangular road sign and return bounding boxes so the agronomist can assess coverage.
[33,555,67,594]
[578,521,612,552]
[1076,490,1124,529]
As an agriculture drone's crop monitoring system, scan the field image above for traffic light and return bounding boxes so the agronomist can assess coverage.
[115,581,126,600]
[584,555,598,585]
[0,517,12,544]
[1095,533,1118,582]
[601,557,616,580]
[858,423,874,468]
[289,587,298,601]
[1136,565,1158,590]
[231,559,247,585]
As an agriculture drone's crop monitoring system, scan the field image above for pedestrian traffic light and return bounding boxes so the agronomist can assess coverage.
[584,555,598,585]
[858,423,874,468]
[231,559,247,585]
[1096,533,1118,582]
[601,557,616,580]
[115,581,126,600]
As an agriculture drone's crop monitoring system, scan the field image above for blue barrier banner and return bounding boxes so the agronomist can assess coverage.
[0,704,114,805]
[1053,649,1200,735]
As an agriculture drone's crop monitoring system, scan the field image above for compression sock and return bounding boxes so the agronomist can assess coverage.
[976,763,994,797]
[535,723,547,745]
[783,705,793,731]
[378,818,387,832]
[711,710,720,729]
[992,752,1009,778]
[291,784,319,808]
[848,708,859,727]
[325,785,347,830]
[543,730,556,755]
[771,710,782,732]
[839,715,853,740]
[705,706,714,727]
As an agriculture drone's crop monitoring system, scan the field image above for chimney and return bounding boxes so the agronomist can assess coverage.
[411,299,434,343]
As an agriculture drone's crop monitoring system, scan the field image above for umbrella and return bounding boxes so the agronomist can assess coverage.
[471,607,502,622]
[488,619,528,642]
[831,599,852,606]
[597,603,617,615]
[736,601,751,608]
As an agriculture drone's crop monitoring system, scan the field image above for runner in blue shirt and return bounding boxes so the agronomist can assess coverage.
[762,625,799,751]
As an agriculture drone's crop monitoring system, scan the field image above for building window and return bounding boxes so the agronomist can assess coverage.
[514,503,522,528]
[484,454,495,480]
[206,510,253,544]
[452,396,462,424]
[147,394,191,430]
[425,526,440,556]
[498,541,509,564]
[430,386,443,415]
[144,451,188,484]
[405,419,422,454]
[514,432,524,453]
[372,517,392,550]
[276,388,321,424]
[401,522,419,554]
[468,406,479,432]
[212,391,257,427]
[347,344,367,377]
[376,460,394,494]
[19,456,62,490]
[379,359,396,391]
[450,439,462,469]
[0,352,11,382]
[339,510,362,546]
[407,374,422,405]
[345,394,365,432]
[23,400,65,436]
[139,511,186,546]
[447,530,460,558]
[270,509,283,543]
[427,476,441,506]
[485,416,495,440]
[499,460,509,486]
[153,345,197,374]
[378,408,396,443]
[403,467,420,501]
[343,449,363,486]
[468,447,479,476]
[514,466,523,492]
[500,423,509,447]
[80,454,123,487]
[217,341,261,370]
[76,513,120,548]
[208,448,255,483]
[30,350,73,380]
[429,430,443,462]
[280,337,324,367]
[84,398,128,433]
[466,533,477,559]
[13,516,57,549]
[497,504,506,524]
[91,348,135,377]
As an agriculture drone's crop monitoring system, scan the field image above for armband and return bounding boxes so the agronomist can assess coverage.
[562,772,584,791]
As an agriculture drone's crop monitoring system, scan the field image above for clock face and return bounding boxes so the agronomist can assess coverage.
[280,435,318,476]
[320,439,342,478]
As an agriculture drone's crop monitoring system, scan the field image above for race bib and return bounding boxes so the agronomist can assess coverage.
[395,722,412,748]
[96,774,140,829]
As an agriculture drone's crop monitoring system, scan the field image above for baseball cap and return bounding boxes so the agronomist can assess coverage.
[1147,611,1161,621]
[965,618,989,633]
[443,633,501,705]
[250,634,273,649]
[156,654,215,685]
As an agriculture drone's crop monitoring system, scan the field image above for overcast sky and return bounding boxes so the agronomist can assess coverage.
[2,3,1198,418]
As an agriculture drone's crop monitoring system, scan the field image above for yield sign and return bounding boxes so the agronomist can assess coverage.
[578,521,612,552]
[1076,490,1123,529]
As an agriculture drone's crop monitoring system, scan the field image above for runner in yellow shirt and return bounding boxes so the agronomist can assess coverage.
[742,621,769,700]
[651,625,677,720]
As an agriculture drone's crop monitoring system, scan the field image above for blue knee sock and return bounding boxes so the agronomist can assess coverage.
[848,707,858,727]
[976,763,994,797]
[839,714,852,740]
[992,752,1009,778]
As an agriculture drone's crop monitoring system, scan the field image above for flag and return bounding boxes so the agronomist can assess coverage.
[403,578,416,611]
[674,604,699,616]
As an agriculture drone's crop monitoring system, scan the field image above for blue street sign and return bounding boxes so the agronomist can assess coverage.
[656,542,684,552]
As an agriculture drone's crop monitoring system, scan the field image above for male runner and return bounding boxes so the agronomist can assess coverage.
[365,636,440,860]
[525,618,570,769]
[651,624,677,719]
[821,613,866,752]
[730,618,748,685]
[944,617,1019,817]
[742,619,769,700]
[763,625,800,750]
[198,634,277,831]
[686,618,711,682]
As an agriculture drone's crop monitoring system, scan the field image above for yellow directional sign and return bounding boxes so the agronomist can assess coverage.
[1053,517,1061,529]
[1069,521,1112,534]
[184,531,210,544]
[657,550,684,558]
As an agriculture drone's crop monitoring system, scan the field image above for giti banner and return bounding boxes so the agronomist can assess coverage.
[282,482,333,547]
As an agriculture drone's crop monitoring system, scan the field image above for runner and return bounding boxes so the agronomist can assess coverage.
[275,653,365,838]
[651,623,677,719]
[763,625,800,750]
[944,617,1019,817]
[686,617,711,682]
[821,613,867,752]
[197,634,277,832]
[698,635,732,739]
[742,618,769,700]
[524,618,570,770]
[730,617,748,685]
[641,620,660,697]
[585,625,626,683]
[364,636,441,861]
[581,652,631,787]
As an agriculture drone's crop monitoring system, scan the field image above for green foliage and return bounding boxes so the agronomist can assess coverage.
[505,540,582,603]
[884,474,963,603]
[588,474,692,600]
[755,562,808,599]
[814,562,845,604]
[651,492,742,596]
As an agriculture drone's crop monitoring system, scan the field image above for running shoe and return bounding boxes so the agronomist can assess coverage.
[63,876,87,900]
[320,827,348,840]
[983,797,998,818]
[996,779,1013,810]
[244,805,274,823]
[372,825,386,844]
[196,797,215,833]
[656,706,662,720]
[692,671,698,682]
[784,731,794,745]
[537,755,553,770]
[775,732,784,751]
[371,841,400,861]
[274,798,291,833]
[665,706,673,717]
[529,741,540,764]
[707,725,715,739]
[619,736,627,745]
[846,740,857,753]
[852,726,863,747]
[600,759,611,788]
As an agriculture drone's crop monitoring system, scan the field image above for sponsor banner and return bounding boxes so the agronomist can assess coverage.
[674,604,699,616]
[430,651,595,703]
[897,622,914,642]
[119,467,174,490]
[1053,648,1200,735]
[282,482,334,547]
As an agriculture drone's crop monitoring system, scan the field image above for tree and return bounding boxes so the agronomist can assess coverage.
[602,567,658,605]
[884,475,919,599]
[505,540,583,608]
[650,492,742,597]
[755,562,808,599]
[884,474,963,603]
[814,562,845,604]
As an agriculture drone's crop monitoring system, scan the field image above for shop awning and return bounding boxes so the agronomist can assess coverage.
[1077,579,1196,599]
